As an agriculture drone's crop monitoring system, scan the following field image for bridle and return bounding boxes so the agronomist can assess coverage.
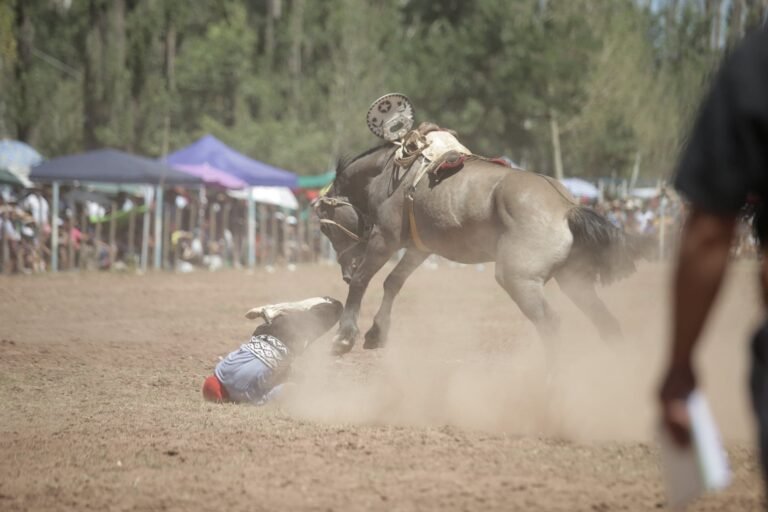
[312,196,371,256]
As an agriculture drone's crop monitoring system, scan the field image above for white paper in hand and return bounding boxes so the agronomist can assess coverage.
[657,390,731,509]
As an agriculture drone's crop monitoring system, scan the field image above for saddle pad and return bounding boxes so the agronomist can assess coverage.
[437,155,513,172]
[422,131,471,162]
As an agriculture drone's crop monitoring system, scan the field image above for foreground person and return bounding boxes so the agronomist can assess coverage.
[658,27,768,493]
[202,297,343,405]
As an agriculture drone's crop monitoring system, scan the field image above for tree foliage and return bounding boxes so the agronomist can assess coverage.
[1,0,766,180]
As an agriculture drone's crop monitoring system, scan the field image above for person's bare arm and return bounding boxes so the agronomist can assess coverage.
[659,207,738,444]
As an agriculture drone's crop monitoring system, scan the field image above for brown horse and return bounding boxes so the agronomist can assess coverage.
[316,144,646,355]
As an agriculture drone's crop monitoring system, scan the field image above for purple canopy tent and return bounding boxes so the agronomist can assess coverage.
[166,136,298,268]
[172,163,248,189]
[165,135,297,188]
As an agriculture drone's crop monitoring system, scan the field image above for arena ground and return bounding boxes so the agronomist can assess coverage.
[0,260,764,511]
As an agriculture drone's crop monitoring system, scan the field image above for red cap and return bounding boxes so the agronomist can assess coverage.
[202,375,229,402]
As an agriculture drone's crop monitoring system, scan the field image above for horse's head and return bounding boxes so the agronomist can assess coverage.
[315,144,396,283]
[246,296,343,351]
[313,196,367,283]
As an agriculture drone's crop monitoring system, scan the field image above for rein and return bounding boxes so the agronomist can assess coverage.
[318,218,360,242]
[394,130,430,168]
[313,196,371,247]
[312,196,368,221]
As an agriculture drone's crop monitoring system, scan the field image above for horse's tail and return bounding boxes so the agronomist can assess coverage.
[565,206,652,285]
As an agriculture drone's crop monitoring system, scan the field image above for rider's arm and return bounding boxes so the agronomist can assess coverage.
[660,209,737,444]
[660,30,768,444]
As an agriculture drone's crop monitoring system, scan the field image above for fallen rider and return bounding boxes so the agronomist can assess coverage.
[202,296,343,405]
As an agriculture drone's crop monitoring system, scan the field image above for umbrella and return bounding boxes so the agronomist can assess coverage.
[0,168,25,187]
[560,178,599,199]
[0,139,44,187]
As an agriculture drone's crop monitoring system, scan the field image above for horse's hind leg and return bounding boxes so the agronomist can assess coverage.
[364,249,429,349]
[495,242,560,339]
[555,270,622,341]
[495,272,559,339]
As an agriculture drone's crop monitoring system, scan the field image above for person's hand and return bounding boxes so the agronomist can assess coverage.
[659,362,696,446]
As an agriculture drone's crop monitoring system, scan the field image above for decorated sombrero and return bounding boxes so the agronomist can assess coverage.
[366,93,415,142]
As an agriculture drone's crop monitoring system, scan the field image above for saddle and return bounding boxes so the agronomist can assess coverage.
[396,122,511,190]
[396,122,513,253]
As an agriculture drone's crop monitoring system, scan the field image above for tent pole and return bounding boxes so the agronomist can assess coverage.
[188,201,197,232]
[127,206,136,262]
[94,217,102,265]
[247,188,256,269]
[163,202,171,268]
[198,186,206,235]
[51,181,60,273]
[109,200,118,265]
[209,198,217,243]
[67,220,74,270]
[79,208,87,271]
[258,204,267,266]
[282,213,289,265]
[659,190,668,260]
[154,185,164,270]
[270,206,278,266]
[222,201,231,266]
[297,202,305,264]
[1,214,8,274]
[141,187,151,272]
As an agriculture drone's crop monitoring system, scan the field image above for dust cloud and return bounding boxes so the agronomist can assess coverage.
[284,262,761,444]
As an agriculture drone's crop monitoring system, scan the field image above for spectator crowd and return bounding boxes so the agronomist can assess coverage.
[1,183,761,275]
[0,185,329,275]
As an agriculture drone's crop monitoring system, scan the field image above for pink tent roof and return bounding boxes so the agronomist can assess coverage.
[166,135,297,187]
[172,163,247,189]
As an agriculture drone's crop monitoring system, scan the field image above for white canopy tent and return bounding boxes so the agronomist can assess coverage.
[226,186,299,268]
[227,186,298,210]
[560,178,599,199]
[629,187,661,199]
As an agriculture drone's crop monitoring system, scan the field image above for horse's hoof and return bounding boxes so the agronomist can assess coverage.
[331,336,355,356]
[363,325,386,350]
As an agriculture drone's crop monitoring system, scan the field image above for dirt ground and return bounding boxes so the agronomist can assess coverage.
[0,260,765,511]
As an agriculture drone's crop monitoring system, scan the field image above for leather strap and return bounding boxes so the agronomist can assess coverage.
[405,189,430,253]
[318,218,361,242]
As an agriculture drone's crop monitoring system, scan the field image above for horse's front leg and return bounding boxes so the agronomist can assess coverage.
[363,249,429,349]
[332,230,397,355]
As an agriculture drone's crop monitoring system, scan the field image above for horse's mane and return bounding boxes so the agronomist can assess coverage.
[335,143,394,177]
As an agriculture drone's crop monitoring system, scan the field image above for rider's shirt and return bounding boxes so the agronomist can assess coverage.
[214,335,291,404]
[675,28,768,214]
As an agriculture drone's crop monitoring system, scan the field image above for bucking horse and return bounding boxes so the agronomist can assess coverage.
[315,94,647,355]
